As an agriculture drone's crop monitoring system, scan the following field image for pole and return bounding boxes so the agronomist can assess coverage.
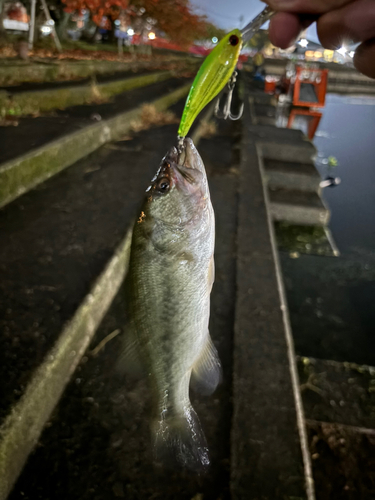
[40,0,62,52]
[117,36,123,56]
[28,0,36,50]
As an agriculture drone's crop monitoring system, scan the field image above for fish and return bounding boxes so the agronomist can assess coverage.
[123,137,221,471]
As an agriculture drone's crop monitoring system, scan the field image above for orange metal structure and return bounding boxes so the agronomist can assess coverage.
[292,66,328,108]
[287,108,323,140]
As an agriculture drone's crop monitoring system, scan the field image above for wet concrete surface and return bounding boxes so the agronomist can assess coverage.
[8,121,239,500]
[0,77,186,164]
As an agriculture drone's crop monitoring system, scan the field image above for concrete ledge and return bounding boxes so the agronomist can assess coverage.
[231,94,315,500]
[245,107,318,164]
[0,228,133,500]
[0,58,194,86]
[0,82,190,209]
[264,159,321,193]
[269,189,330,226]
[0,70,173,116]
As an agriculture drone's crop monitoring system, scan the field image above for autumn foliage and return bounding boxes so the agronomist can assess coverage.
[132,0,207,46]
[62,0,129,26]
[62,0,208,45]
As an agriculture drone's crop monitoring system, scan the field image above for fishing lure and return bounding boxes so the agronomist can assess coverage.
[177,6,275,143]
[177,29,243,140]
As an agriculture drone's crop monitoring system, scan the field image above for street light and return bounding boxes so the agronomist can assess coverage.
[212,37,218,44]
[298,38,308,48]
[127,28,134,36]
[148,32,156,40]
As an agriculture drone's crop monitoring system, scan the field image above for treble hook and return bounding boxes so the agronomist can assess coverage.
[214,71,244,120]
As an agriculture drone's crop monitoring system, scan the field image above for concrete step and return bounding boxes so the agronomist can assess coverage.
[269,188,330,226]
[0,76,191,208]
[0,56,194,86]
[264,158,321,192]
[5,119,239,500]
[0,69,176,117]
[243,119,317,164]
[247,80,337,255]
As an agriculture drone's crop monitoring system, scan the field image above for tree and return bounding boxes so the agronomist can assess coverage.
[61,0,207,46]
[130,0,207,46]
[62,0,128,28]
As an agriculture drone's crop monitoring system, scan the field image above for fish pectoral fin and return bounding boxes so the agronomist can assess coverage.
[116,326,144,378]
[190,334,222,396]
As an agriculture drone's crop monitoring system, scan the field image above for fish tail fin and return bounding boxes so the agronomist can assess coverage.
[152,405,210,472]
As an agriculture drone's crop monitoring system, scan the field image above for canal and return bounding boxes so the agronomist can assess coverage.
[281,93,375,367]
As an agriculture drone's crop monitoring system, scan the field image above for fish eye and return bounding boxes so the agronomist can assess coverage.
[229,35,239,46]
[156,177,170,193]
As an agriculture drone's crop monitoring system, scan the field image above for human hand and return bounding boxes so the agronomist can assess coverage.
[263,0,375,78]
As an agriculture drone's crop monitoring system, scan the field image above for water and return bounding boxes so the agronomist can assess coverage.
[282,94,375,365]
[314,94,375,254]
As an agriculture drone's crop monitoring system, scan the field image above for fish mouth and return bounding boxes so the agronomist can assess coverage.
[177,138,201,172]
[157,138,206,193]
[164,138,200,173]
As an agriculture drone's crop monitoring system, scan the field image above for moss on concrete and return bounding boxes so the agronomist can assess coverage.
[275,221,339,256]
[0,58,196,86]
[0,70,173,116]
[0,82,191,209]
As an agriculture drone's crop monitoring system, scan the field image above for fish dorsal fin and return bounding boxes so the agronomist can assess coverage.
[190,334,222,395]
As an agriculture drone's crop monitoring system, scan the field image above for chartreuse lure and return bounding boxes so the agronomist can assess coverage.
[177,6,275,141]
[177,29,243,139]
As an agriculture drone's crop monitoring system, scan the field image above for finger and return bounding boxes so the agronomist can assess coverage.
[269,12,315,49]
[353,39,375,78]
[264,0,353,14]
[317,0,375,49]
[269,12,302,48]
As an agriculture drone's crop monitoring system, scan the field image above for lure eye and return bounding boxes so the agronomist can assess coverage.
[229,35,239,46]
[157,177,170,193]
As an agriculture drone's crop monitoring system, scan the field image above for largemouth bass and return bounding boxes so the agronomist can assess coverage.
[124,137,221,471]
